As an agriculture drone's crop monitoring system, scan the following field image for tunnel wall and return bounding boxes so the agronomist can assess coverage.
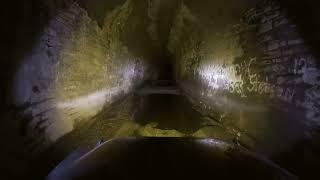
[3,0,320,179]
[11,1,155,145]
[169,0,320,153]
[242,0,320,128]
[6,0,319,154]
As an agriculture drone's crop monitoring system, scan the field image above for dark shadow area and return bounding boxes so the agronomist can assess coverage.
[133,94,204,134]
[47,137,297,180]
[78,0,126,27]
[270,124,320,179]
[157,61,175,80]
[278,0,320,60]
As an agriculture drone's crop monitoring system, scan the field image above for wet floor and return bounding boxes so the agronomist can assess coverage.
[25,82,308,178]
[44,82,306,155]
[133,94,204,134]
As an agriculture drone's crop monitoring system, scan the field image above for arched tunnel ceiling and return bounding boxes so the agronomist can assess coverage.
[2,0,320,179]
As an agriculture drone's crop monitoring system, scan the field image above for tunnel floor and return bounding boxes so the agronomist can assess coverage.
[29,81,236,177]
[51,80,237,144]
[25,80,307,179]
[133,94,204,134]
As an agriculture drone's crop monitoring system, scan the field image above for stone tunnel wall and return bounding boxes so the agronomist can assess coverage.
[3,0,320,178]
[170,0,320,154]
[244,0,320,127]
[6,0,320,155]
[5,0,188,154]
[10,0,156,146]
[238,0,320,137]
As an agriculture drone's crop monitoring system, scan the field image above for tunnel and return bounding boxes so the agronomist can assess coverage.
[2,0,320,179]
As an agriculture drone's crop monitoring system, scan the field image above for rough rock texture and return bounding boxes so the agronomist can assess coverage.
[9,0,316,158]
[241,0,320,141]
[169,0,319,158]
[168,0,320,178]
[3,0,320,179]
[12,1,152,144]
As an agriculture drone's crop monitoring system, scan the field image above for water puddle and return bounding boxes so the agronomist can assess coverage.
[132,94,204,135]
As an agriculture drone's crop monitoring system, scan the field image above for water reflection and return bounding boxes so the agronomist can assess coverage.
[48,87,307,164]
[132,94,204,135]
